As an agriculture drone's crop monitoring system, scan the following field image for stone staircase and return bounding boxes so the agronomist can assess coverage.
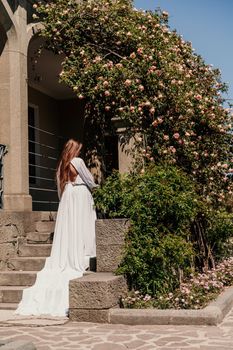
[0,213,129,322]
[0,215,55,310]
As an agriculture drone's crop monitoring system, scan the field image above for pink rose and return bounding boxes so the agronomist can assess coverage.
[137,47,143,55]
[124,79,132,87]
[169,146,176,153]
[173,133,180,139]
[130,52,136,59]
[163,135,169,141]
[116,63,123,68]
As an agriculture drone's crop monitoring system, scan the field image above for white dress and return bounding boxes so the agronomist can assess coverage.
[15,157,98,317]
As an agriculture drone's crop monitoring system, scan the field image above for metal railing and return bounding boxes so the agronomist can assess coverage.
[0,144,8,209]
[28,125,65,211]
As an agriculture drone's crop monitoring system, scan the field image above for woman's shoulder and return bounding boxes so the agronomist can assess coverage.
[71,157,85,166]
[71,157,83,162]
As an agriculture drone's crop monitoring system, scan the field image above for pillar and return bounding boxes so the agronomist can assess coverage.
[0,1,32,211]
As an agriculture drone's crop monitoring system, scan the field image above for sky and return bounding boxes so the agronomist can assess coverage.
[134,0,233,106]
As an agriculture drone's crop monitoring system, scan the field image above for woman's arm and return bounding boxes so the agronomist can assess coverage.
[70,157,99,190]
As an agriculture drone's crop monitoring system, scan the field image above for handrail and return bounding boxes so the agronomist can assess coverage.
[0,144,8,209]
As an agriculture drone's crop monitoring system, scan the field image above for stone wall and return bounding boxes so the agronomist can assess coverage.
[96,218,130,272]
[69,218,130,322]
[0,211,26,270]
[0,211,54,270]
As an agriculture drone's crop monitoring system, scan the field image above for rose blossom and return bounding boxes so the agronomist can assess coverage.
[173,133,180,139]
[130,52,136,59]
[195,94,202,100]
[137,47,143,54]
[104,90,110,96]
[124,79,132,87]
[116,63,123,68]
[163,135,169,141]
[222,163,228,169]
[150,108,155,114]
[169,146,176,153]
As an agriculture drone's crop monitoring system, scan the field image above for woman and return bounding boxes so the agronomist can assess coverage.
[16,139,98,317]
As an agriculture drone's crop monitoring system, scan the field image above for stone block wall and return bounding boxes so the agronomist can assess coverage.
[0,211,26,270]
[69,218,130,322]
[96,219,130,272]
[0,211,55,270]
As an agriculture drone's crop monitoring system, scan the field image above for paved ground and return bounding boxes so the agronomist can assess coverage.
[1,308,233,349]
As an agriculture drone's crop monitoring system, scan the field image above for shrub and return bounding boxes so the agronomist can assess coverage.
[94,165,199,294]
[121,257,233,309]
[94,165,233,296]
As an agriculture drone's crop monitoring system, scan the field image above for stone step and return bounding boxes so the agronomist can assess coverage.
[18,244,52,257]
[27,231,54,244]
[9,257,46,271]
[35,221,55,233]
[0,302,18,310]
[0,286,25,303]
[69,272,127,323]
[0,271,37,286]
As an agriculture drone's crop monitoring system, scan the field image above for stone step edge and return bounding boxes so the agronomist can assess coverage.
[109,286,233,326]
[20,243,53,248]
[0,303,18,310]
[0,271,37,275]
[0,286,26,290]
[11,257,47,260]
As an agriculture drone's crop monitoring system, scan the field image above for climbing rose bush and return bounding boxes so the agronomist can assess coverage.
[35,0,233,204]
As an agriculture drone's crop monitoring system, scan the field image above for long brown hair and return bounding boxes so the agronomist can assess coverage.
[56,139,82,195]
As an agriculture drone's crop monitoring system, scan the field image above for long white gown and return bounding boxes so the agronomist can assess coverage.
[15,157,98,317]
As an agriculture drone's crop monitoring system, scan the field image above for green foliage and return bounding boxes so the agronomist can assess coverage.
[94,165,233,295]
[206,210,233,260]
[122,257,233,309]
[94,165,198,294]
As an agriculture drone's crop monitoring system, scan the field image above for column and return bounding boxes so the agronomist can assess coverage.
[0,2,32,211]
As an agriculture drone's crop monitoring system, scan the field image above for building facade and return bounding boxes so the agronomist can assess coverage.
[0,0,132,212]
